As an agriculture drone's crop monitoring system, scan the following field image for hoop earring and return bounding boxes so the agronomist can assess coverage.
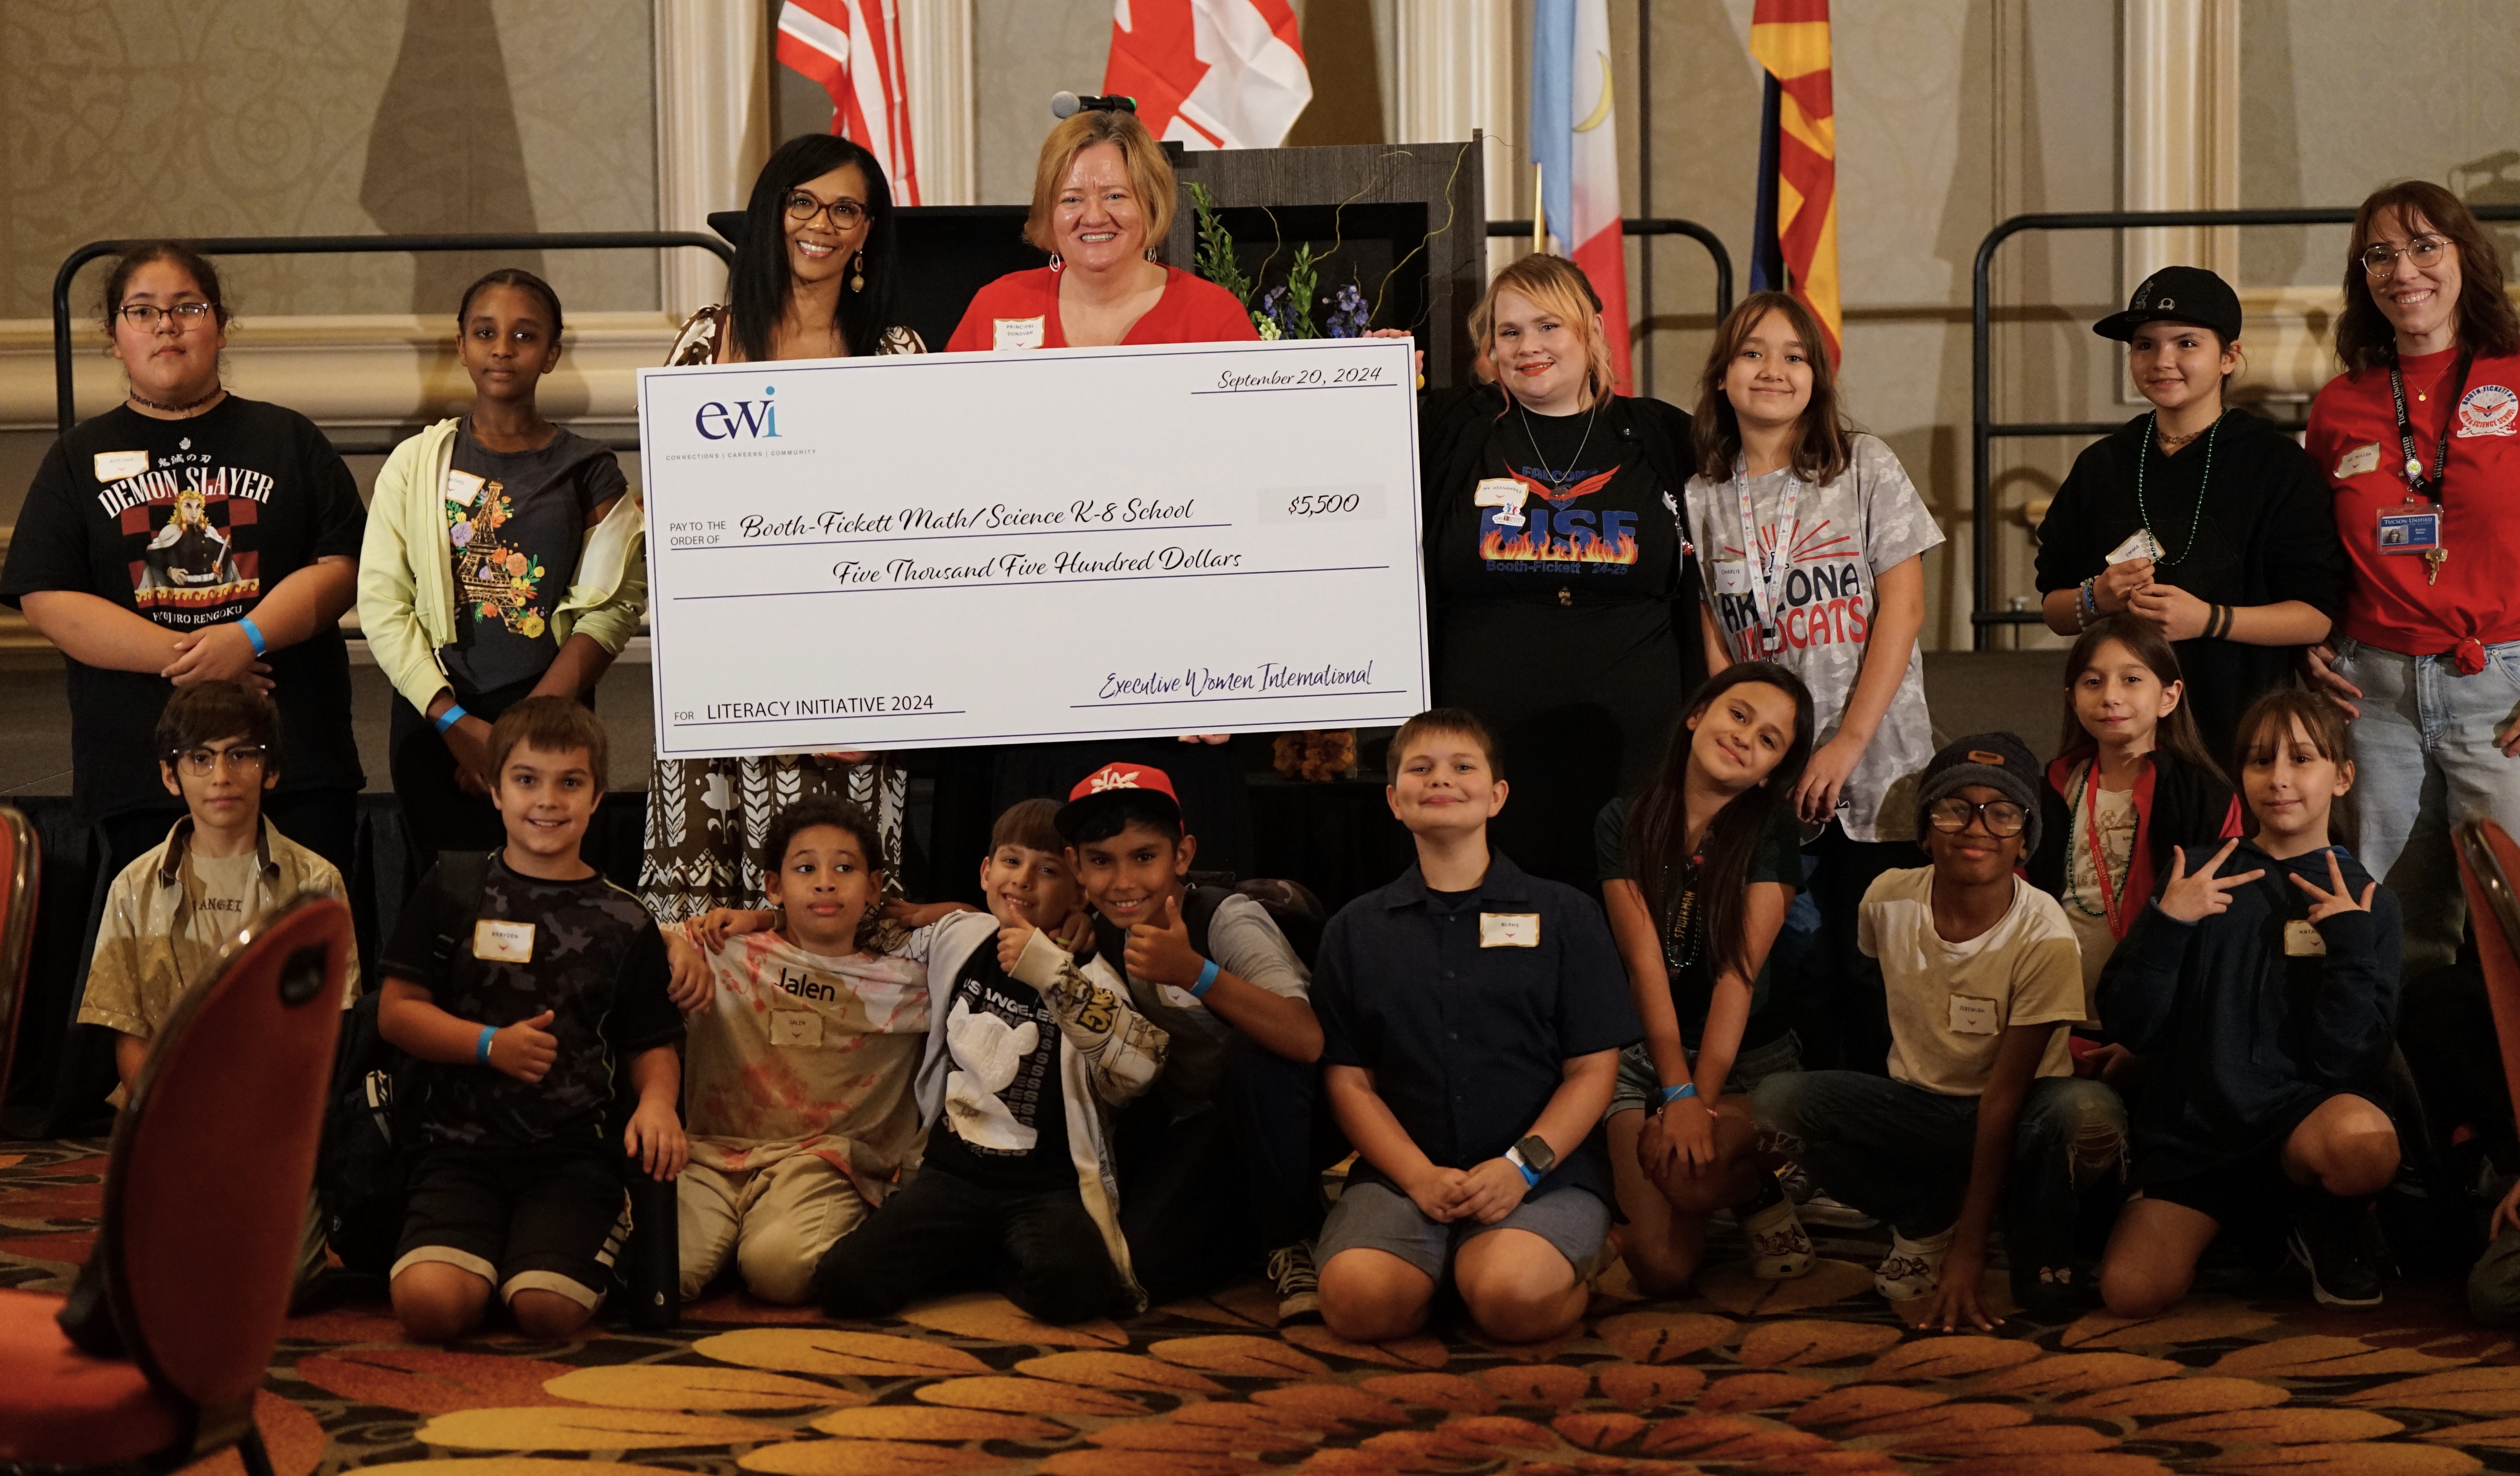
[849,251,867,294]
[1048,253,1064,273]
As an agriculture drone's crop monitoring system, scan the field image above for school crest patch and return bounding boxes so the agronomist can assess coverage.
[2458,383,2518,438]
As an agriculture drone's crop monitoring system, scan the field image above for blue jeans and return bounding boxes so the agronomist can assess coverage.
[1753,1070,2125,1267]
[2332,636,2520,972]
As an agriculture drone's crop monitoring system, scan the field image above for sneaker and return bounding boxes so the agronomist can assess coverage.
[1800,1191,1880,1230]
[1267,1241,1322,1323]
[1740,1195,1816,1281]
[1874,1227,1954,1302]
[2289,1210,2383,1309]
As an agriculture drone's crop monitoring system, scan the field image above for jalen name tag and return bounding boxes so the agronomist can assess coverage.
[769,1011,825,1048]
[992,316,1046,351]
[93,450,150,482]
[1947,994,2000,1036]
[1480,912,1541,948]
[2284,919,2328,957]
[2376,509,2440,553]
[472,919,536,964]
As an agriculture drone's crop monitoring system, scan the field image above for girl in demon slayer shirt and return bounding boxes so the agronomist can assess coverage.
[1420,254,1704,888]
[1681,290,1942,1075]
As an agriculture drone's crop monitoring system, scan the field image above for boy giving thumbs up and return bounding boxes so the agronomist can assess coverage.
[1057,762,1337,1322]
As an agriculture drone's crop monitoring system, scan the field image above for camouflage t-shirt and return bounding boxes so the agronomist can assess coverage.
[383,853,684,1149]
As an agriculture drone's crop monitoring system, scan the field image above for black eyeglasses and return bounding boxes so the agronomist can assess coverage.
[784,192,867,229]
[116,302,218,330]
[1926,797,2028,837]
[170,744,268,777]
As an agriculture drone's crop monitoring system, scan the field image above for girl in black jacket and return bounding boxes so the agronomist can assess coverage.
[2095,689,2403,1316]
[2027,615,2241,1023]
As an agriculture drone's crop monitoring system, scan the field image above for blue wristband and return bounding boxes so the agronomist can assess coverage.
[434,703,470,735]
[1190,958,1221,998]
[1512,1153,1541,1187]
[476,1024,497,1064]
[239,616,267,657]
[1654,1081,1699,1109]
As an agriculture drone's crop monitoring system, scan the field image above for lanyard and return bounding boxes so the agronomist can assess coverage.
[1733,459,1803,655]
[2076,762,2123,935]
[2388,351,2472,505]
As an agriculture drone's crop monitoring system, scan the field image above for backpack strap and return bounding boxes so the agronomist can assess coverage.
[1180,884,1229,964]
[424,850,495,975]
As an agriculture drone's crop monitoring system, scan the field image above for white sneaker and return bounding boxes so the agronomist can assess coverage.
[1740,1196,1815,1281]
[1873,1227,1954,1301]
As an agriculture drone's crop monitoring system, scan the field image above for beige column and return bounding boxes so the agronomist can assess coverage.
[1392,0,1517,275]
[654,0,774,318]
[2122,0,2241,291]
[900,0,976,206]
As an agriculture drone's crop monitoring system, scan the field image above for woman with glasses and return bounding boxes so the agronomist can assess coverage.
[640,135,924,922]
[2302,181,2520,971]
[0,243,366,884]
[2033,267,2342,764]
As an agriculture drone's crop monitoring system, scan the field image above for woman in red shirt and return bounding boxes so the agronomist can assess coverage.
[941,103,1260,872]
[944,106,1257,352]
[2303,181,2520,971]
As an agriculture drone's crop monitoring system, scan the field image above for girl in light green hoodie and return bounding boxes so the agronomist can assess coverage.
[358,269,646,869]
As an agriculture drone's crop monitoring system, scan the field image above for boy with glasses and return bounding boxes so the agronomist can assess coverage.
[78,679,357,1294]
[1754,733,2123,1327]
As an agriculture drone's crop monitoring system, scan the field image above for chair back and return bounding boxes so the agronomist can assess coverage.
[97,892,352,1411]
[2452,821,2520,1135]
[0,806,37,1128]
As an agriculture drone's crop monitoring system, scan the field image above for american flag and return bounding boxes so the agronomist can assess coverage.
[777,0,920,205]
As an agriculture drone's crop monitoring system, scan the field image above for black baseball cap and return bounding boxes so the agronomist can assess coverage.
[2093,265,2242,344]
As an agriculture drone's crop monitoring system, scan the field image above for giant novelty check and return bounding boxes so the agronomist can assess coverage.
[637,337,1427,759]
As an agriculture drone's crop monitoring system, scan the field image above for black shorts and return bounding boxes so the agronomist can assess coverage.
[393,1142,629,1309]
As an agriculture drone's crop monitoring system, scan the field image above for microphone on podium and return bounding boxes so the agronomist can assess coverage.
[1051,91,1138,118]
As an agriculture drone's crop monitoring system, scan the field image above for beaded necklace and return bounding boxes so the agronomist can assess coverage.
[2133,410,2224,568]
[2064,760,2134,926]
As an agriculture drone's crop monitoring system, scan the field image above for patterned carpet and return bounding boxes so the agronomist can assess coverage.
[9,1140,2520,1475]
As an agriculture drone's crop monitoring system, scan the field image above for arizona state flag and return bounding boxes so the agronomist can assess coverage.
[1748,0,1840,364]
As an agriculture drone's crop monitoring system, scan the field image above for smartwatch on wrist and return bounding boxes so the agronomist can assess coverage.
[1504,1132,1556,1187]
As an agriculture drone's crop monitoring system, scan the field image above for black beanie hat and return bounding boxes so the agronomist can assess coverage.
[1915,731,2043,853]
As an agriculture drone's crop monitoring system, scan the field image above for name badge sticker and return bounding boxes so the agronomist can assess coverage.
[2376,510,2440,553]
[444,470,487,507]
[992,316,1046,351]
[1713,559,1751,595]
[1947,993,2000,1036]
[2283,919,2329,957]
[93,450,150,482]
[1158,984,1210,1010]
[2335,442,2382,480]
[472,919,536,964]
[2106,529,2161,564]
[1473,477,1529,509]
[1480,912,1541,948]
[769,1010,826,1048]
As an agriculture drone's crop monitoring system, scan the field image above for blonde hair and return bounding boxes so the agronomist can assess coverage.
[1467,254,1618,399]
[1025,111,1177,255]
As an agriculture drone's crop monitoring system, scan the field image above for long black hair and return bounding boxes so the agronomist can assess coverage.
[1622,661,1816,981]
[728,134,901,363]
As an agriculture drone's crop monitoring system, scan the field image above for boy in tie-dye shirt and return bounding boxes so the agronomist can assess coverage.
[661,795,929,1303]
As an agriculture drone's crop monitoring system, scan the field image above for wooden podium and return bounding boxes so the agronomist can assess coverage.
[1161,136,1488,388]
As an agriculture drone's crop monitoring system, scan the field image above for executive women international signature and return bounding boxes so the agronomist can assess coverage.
[1097,660,1376,701]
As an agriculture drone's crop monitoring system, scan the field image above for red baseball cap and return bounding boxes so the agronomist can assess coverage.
[1055,762,1183,839]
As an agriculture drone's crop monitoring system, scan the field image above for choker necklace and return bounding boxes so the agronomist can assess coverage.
[128,386,223,414]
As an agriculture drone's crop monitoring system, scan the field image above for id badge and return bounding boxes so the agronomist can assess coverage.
[1947,994,1999,1036]
[472,919,536,963]
[769,1010,825,1048]
[2376,509,2440,553]
[1479,912,1541,948]
[2106,529,2160,564]
[2283,919,2328,957]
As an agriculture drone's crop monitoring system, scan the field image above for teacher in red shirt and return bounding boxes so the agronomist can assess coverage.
[940,101,1260,872]
[2304,181,2520,971]
[945,104,1257,352]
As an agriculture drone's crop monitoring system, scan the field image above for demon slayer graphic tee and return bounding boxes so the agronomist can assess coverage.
[0,399,365,822]
[1683,434,1942,842]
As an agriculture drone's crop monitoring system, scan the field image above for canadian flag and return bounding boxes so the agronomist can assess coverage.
[777,0,920,205]
[1104,0,1312,151]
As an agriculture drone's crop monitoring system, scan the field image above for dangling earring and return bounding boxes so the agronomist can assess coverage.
[849,250,866,294]
[1144,247,1157,261]
[1048,252,1065,273]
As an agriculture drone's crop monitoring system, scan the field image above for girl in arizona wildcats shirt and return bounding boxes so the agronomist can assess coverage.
[1681,290,1942,1074]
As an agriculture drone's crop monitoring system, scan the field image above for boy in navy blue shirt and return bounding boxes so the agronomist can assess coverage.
[1312,709,1639,1344]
